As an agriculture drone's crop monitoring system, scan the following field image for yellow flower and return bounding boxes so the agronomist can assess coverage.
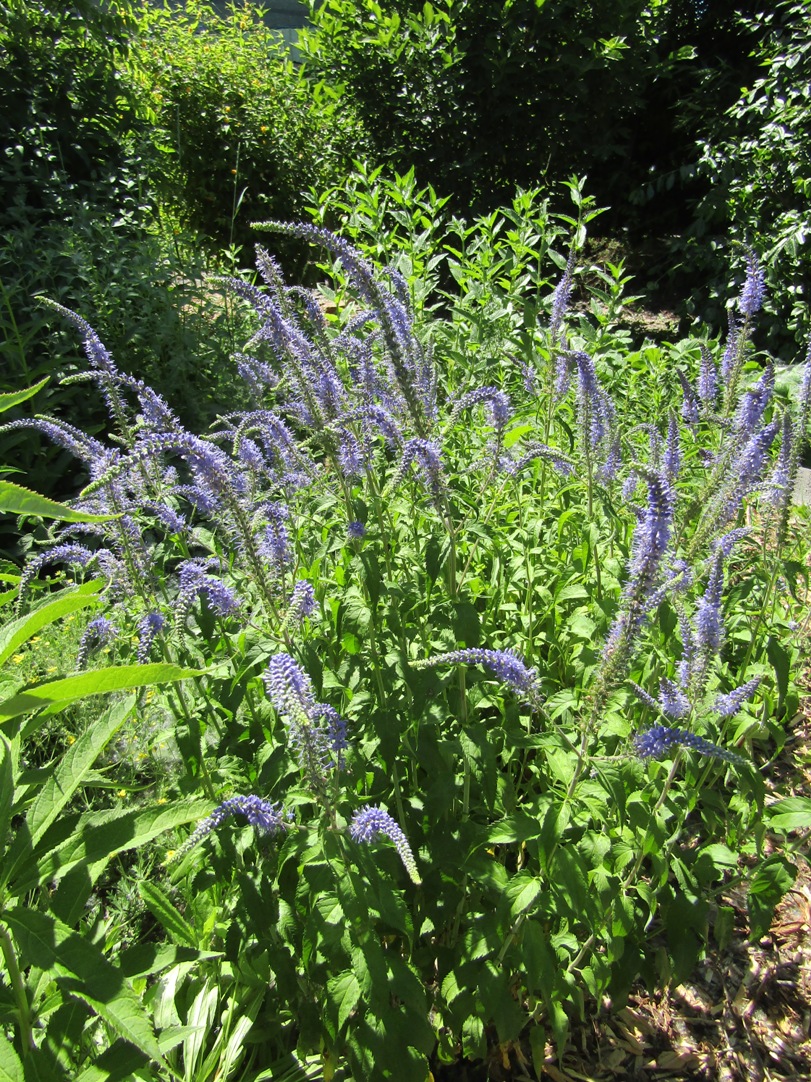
[11,654,24,664]
[117,789,128,798]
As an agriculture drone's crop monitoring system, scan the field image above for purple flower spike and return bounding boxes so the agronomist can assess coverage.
[77,616,118,669]
[633,725,747,767]
[659,677,691,718]
[412,647,541,703]
[137,611,166,663]
[173,794,290,859]
[263,654,349,794]
[350,805,421,884]
[698,346,718,406]
[347,521,366,541]
[286,580,316,626]
[695,550,725,657]
[713,676,761,718]
[739,249,766,318]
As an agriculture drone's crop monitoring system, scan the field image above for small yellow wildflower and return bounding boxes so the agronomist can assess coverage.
[117,789,128,798]
[11,654,24,664]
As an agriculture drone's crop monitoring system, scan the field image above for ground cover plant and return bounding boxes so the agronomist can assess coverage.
[0,180,810,1081]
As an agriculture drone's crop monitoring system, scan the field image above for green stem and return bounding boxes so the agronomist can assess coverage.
[0,921,34,1054]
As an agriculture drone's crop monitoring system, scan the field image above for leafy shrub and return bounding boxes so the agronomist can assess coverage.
[1,195,808,1079]
[0,0,253,499]
[682,0,811,355]
[300,0,710,223]
[130,0,362,267]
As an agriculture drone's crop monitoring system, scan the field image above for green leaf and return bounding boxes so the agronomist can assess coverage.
[748,856,797,940]
[0,736,14,862]
[12,799,212,894]
[2,908,165,1068]
[0,378,49,415]
[137,882,198,948]
[27,695,135,846]
[0,663,205,727]
[0,1032,23,1082]
[72,1039,150,1082]
[486,810,543,845]
[767,797,811,832]
[0,581,103,667]
[766,635,790,713]
[327,970,361,1032]
[0,481,118,523]
[505,873,542,919]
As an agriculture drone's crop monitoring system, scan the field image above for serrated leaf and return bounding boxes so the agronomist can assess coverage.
[506,874,542,918]
[2,908,164,1067]
[486,811,543,846]
[0,378,49,414]
[72,1039,150,1082]
[0,1032,23,1082]
[27,695,135,845]
[0,481,118,522]
[767,796,811,832]
[327,970,360,1032]
[0,663,204,726]
[137,882,197,948]
[12,799,212,895]
[0,581,103,667]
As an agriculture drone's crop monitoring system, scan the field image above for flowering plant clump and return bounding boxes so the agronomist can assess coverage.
[2,189,808,1082]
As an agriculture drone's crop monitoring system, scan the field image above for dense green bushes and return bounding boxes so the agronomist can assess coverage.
[300,0,660,214]
[130,0,360,265]
[0,0,356,497]
[682,0,811,353]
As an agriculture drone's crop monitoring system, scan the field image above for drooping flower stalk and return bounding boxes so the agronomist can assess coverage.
[411,647,542,705]
[632,725,747,767]
[170,795,291,861]
[349,805,421,884]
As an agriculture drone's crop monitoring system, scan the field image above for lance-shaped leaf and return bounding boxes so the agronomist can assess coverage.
[0,377,48,415]
[10,799,213,896]
[26,695,135,847]
[0,580,103,667]
[2,907,166,1069]
[0,481,118,523]
[0,663,205,730]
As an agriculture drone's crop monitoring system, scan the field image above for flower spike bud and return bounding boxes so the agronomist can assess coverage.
[350,805,421,884]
